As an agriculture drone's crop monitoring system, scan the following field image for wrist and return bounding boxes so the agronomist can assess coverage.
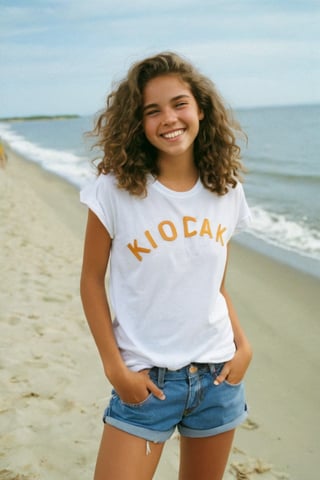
[104,361,129,387]
[235,338,253,358]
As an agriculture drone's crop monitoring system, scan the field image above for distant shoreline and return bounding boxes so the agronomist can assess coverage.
[0,114,80,122]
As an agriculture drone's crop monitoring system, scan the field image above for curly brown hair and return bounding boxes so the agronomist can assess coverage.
[90,51,246,196]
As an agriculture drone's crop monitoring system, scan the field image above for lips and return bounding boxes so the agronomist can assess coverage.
[161,129,185,140]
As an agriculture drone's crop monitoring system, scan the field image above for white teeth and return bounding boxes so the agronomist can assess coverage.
[162,129,184,139]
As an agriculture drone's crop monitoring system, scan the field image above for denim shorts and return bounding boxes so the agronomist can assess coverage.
[103,363,248,443]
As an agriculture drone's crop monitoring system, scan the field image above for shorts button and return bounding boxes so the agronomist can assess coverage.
[189,365,198,373]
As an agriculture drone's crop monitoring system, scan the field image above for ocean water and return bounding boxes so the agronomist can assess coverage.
[1,105,319,278]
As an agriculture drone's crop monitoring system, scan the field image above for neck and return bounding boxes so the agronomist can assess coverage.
[156,155,199,192]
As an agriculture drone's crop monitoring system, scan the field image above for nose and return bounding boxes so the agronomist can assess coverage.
[161,107,177,126]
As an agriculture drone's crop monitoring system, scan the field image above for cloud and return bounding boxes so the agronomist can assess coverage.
[1,0,319,116]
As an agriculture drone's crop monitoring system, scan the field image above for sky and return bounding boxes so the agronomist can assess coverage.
[1,0,320,117]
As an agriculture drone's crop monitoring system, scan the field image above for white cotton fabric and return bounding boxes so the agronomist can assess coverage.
[80,174,252,371]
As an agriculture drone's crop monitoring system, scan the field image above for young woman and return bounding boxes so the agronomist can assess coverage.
[80,52,252,480]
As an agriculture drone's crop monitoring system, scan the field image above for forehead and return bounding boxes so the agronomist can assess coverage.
[143,74,192,104]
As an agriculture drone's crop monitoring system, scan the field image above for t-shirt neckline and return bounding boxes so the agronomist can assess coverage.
[150,176,202,198]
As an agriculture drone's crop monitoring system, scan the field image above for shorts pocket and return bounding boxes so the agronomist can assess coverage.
[223,379,243,387]
[211,362,225,382]
[117,392,154,408]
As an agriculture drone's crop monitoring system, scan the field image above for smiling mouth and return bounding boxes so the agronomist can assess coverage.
[161,129,185,140]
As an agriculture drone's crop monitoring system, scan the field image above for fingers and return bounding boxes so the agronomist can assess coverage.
[139,370,166,400]
[147,379,166,400]
[118,371,165,403]
[213,364,230,386]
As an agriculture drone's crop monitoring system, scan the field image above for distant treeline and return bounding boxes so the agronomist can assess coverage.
[0,114,80,122]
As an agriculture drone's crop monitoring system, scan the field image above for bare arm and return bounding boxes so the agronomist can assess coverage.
[215,243,253,385]
[80,209,123,376]
[80,209,165,402]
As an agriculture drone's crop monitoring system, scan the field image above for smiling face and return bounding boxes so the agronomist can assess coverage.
[142,74,204,165]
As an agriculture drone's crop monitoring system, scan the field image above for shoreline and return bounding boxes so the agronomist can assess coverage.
[4,141,319,284]
[3,139,319,281]
[1,147,320,479]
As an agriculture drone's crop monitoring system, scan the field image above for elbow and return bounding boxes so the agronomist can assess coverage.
[79,272,86,302]
[80,270,88,306]
[80,268,105,303]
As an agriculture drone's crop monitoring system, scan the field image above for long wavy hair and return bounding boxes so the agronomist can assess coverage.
[90,51,246,196]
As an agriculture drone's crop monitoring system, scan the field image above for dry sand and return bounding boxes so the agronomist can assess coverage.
[1,147,319,479]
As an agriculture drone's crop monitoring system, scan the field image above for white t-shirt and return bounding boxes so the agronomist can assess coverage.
[80,174,252,371]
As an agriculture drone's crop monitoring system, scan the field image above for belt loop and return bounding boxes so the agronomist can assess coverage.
[209,363,216,375]
[157,367,166,388]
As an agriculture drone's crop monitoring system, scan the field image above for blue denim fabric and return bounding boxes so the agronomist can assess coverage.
[103,363,248,443]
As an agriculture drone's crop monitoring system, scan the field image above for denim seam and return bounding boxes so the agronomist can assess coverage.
[178,410,248,438]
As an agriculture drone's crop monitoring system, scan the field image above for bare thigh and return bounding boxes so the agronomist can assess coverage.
[178,429,235,480]
[94,424,165,480]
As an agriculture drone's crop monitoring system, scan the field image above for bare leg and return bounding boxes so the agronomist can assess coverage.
[178,429,235,480]
[94,424,165,480]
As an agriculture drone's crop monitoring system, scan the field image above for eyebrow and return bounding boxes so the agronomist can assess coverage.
[143,94,191,112]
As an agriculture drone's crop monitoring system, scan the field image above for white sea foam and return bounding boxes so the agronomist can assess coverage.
[1,119,319,266]
[0,123,94,188]
[248,206,320,260]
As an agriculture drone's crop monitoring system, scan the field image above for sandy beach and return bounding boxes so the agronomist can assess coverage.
[1,146,319,480]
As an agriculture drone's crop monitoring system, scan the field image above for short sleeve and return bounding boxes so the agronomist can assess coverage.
[80,174,115,238]
[234,182,252,235]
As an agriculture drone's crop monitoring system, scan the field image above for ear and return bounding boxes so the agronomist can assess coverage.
[198,109,204,120]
